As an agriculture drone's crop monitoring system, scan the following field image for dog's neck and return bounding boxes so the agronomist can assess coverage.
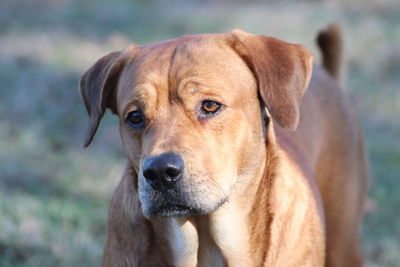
[166,137,276,267]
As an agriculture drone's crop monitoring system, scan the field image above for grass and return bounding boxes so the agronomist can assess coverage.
[0,0,399,266]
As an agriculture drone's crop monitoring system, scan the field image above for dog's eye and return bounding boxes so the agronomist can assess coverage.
[125,110,145,129]
[201,100,221,114]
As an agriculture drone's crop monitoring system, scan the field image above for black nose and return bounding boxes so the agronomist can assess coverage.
[142,152,184,189]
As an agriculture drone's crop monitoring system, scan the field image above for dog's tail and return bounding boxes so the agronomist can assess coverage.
[317,24,343,81]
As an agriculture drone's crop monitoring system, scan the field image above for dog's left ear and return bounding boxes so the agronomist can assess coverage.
[229,30,313,130]
[79,47,135,147]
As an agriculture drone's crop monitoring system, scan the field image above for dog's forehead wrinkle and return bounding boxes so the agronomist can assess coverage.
[123,36,257,115]
[168,37,242,79]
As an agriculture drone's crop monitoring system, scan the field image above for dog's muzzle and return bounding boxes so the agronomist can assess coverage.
[138,152,201,219]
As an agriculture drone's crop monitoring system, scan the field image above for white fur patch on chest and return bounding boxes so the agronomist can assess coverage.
[168,218,227,267]
[168,218,199,267]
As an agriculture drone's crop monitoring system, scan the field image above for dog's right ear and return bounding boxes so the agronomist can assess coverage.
[79,48,135,147]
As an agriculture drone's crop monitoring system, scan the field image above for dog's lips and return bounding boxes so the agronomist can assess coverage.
[141,197,228,219]
[138,175,229,219]
[144,203,201,219]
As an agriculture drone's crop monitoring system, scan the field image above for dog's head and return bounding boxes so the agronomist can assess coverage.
[80,30,312,219]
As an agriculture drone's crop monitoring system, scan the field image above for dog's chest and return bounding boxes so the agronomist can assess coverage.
[197,231,226,267]
[167,218,226,267]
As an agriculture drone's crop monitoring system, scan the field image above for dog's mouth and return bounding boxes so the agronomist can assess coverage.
[138,174,229,219]
[142,197,228,219]
[147,203,201,219]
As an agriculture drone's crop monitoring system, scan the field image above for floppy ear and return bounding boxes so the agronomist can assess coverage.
[79,50,132,147]
[229,29,313,130]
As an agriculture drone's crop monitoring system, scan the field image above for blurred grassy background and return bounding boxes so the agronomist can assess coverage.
[0,0,399,266]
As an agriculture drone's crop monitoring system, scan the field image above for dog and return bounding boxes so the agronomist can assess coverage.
[80,25,369,266]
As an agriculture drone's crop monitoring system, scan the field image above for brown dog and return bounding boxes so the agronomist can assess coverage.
[80,25,369,266]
